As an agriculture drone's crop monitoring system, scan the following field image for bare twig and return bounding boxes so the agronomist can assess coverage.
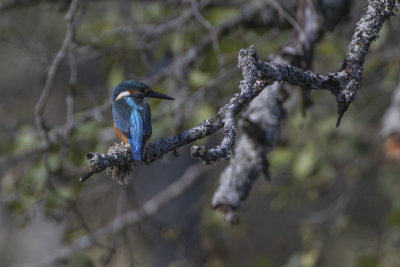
[64,44,78,141]
[0,0,43,13]
[61,42,78,157]
[190,0,224,67]
[90,4,196,42]
[264,0,304,35]
[34,0,80,146]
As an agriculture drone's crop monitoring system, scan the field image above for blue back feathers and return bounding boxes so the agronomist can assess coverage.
[129,108,144,160]
[125,97,151,161]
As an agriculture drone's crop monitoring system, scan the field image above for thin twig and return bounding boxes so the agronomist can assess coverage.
[264,0,304,35]
[191,0,225,67]
[34,0,80,146]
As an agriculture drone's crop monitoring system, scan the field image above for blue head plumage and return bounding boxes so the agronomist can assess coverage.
[112,80,152,101]
[111,80,174,161]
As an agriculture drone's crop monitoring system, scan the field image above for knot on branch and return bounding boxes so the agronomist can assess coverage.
[334,60,363,126]
[211,175,241,225]
[335,87,355,127]
[191,110,236,164]
[80,142,134,183]
[191,145,232,164]
[238,45,262,93]
[238,45,258,69]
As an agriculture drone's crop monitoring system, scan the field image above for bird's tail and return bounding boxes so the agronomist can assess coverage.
[130,145,144,161]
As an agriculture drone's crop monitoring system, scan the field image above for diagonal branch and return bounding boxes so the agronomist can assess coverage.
[336,0,398,125]
[21,163,209,267]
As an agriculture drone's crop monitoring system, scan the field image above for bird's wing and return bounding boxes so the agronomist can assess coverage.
[112,100,131,136]
[142,103,152,142]
[129,103,152,160]
[129,109,144,160]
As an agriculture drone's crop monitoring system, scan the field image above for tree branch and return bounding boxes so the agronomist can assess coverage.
[210,0,398,223]
[336,0,398,125]
[80,46,339,182]
[211,0,332,223]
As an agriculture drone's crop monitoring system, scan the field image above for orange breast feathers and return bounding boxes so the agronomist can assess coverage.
[385,133,400,161]
[113,122,129,143]
[114,122,152,146]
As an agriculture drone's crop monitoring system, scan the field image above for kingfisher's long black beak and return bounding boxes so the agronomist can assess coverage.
[147,90,175,100]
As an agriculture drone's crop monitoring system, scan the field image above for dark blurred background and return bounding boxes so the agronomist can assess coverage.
[0,0,400,266]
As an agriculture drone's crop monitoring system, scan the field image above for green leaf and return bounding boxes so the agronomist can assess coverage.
[204,7,239,26]
[29,160,47,184]
[293,148,316,179]
[74,121,98,140]
[45,190,68,210]
[189,69,212,87]
[190,104,215,127]
[270,147,293,169]
[47,152,61,172]
[14,125,40,152]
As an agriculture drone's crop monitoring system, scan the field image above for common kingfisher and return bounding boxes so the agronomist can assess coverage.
[112,80,174,161]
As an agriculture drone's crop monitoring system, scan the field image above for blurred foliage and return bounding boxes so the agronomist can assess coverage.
[0,1,400,267]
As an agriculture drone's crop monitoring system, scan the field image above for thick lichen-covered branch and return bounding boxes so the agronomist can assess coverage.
[211,0,331,223]
[84,44,341,181]
[211,0,398,223]
[336,0,398,125]
[191,108,236,164]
